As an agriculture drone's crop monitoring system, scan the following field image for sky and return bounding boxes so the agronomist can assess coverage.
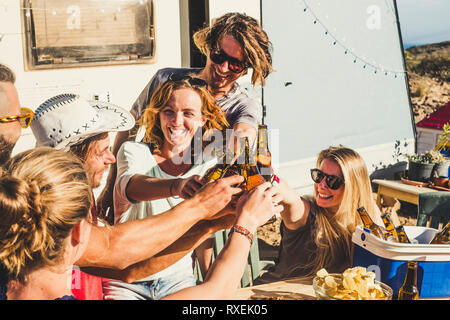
[396,0,450,47]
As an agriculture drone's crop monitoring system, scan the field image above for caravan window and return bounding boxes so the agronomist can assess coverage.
[22,0,155,69]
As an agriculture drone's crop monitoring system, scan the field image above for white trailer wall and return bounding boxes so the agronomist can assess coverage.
[261,0,415,193]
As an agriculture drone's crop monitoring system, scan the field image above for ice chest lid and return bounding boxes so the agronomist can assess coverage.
[352,226,450,262]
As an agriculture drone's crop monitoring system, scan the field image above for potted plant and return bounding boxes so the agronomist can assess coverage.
[431,122,450,178]
[405,150,445,182]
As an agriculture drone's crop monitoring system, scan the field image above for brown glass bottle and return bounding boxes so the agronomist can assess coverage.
[242,137,265,191]
[398,261,419,300]
[430,222,450,244]
[381,213,399,242]
[256,124,273,181]
[203,152,230,182]
[357,207,385,239]
[395,225,411,244]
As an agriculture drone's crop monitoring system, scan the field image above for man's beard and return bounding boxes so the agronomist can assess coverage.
[0,135,15,167]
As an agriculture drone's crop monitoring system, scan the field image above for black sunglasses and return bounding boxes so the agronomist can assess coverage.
[310,169,345,190]
[168,73,208,87]
[210,48,248,74]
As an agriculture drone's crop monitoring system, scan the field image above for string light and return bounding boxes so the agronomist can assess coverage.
[301,0,406,78]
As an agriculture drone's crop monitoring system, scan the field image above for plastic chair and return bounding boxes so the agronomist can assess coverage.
[417,192,450,228]
[194,229,275,287]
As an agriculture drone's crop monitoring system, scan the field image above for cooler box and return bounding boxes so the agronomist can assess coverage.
[352,225,450,298]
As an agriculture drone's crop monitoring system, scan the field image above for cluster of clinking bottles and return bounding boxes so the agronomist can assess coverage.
[203,124,277,191]
[357,207,449,245]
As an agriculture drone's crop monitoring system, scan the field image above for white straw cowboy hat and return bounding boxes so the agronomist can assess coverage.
[31,93,135,151]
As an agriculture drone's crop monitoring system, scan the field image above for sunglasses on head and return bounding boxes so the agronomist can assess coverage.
[168,73,208,88]
[209,48,248,74]
[310,168,345,190]
[0,107,34,129]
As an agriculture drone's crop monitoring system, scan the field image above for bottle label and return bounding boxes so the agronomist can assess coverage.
[272,174,280,185]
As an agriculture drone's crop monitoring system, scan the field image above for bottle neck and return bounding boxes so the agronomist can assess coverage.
[257,125,269,148]
[382,214,396,232]
[358,209,375,227]
[441,222,449,235]
[403,263,417,287]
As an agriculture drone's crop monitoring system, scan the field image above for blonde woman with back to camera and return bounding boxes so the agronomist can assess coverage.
[0,147,93,300]
[0,147,282,300]
[255,145,383,284]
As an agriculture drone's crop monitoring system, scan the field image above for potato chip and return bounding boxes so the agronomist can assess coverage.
[316,268,329,278]
[315,267,387,300]
[342,276,356,291]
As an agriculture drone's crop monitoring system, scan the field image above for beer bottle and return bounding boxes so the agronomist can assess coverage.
[242,137,265,191]
[430,221,450,244]
[357,207,385,239]
[203,152,231,182]
[395,225,411,244]
[381,213,399,242]
[398,261,419,300]
[256,124,273,181]
[203,133,237,182]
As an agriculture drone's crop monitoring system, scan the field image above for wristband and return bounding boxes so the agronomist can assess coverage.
[230,224,254,246]
[271,174,280,185]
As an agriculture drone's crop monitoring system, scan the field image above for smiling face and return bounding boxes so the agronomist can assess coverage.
[159,88,206,152]
[203,34,246,96]
[83,134,115,188]
[314,158,345,214]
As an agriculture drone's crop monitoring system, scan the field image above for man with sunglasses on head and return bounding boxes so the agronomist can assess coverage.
[98,12,274,222]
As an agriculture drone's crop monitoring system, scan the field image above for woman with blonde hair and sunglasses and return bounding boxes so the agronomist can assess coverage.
[0,147,283,300]
[255,145,383,284]
[104,75,233,300]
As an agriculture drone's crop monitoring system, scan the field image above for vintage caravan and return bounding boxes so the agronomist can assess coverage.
[0,0,415,194]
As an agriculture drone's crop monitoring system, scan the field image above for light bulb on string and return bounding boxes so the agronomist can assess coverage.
[301,0,405,79]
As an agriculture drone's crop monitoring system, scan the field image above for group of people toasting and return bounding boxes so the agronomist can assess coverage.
[0,12,383,300]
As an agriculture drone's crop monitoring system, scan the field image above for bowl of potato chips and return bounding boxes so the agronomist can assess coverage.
[313,267,393,300]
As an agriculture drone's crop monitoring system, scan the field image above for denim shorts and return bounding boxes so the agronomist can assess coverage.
[102,272,196,300]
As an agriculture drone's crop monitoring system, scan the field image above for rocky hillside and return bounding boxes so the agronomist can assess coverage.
[405,41,450,123]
